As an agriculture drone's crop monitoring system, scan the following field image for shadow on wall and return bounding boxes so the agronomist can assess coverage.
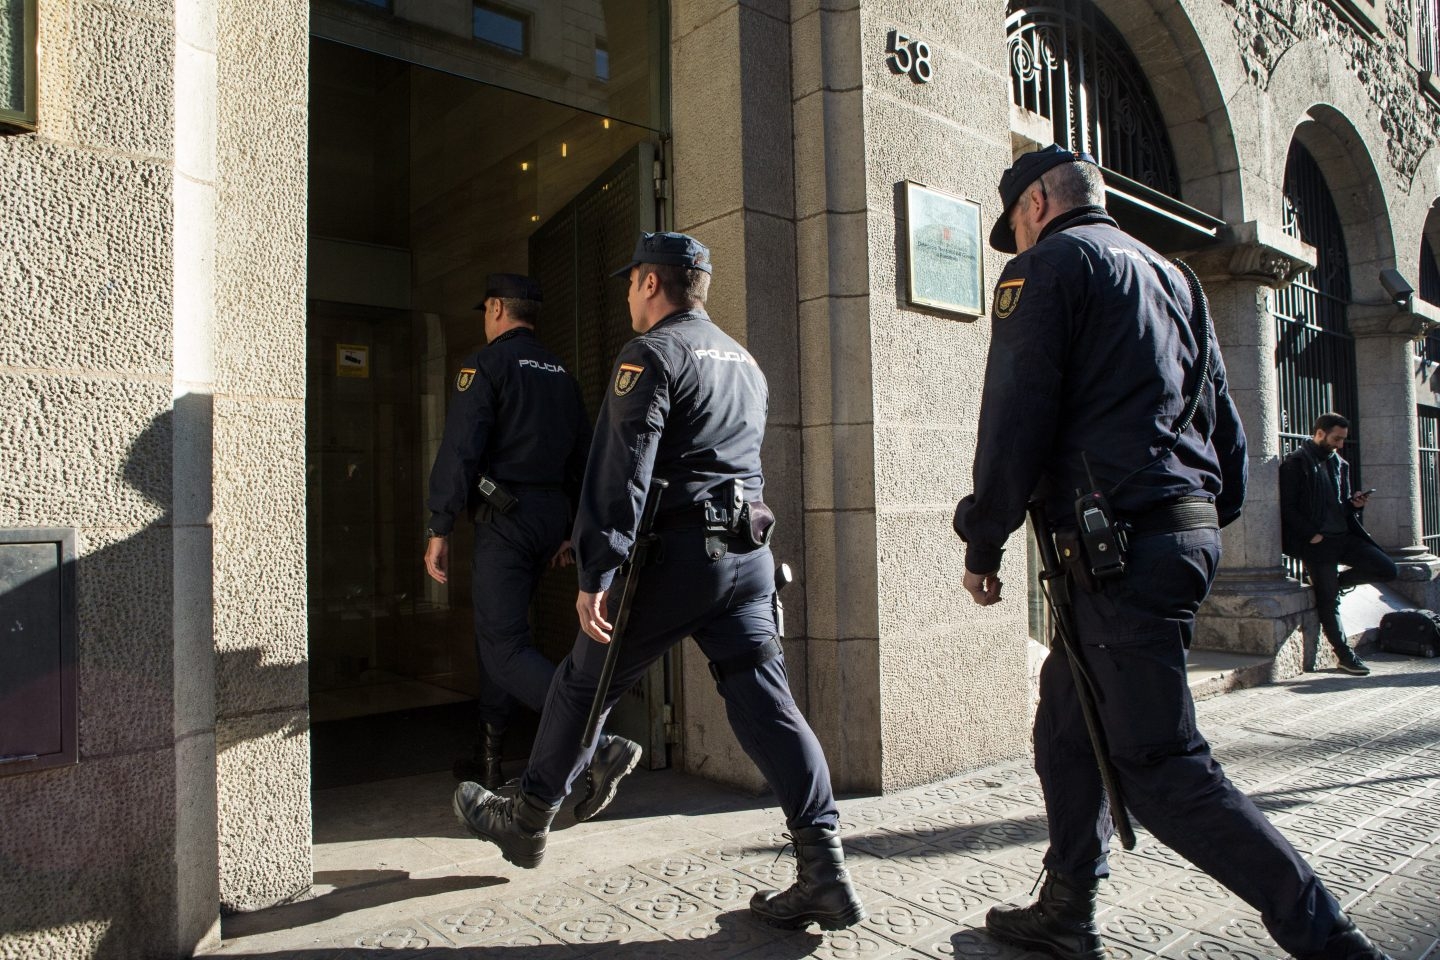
[0,394,303,958]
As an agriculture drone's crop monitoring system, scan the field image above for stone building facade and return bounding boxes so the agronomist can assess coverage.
[2,0,1438,956]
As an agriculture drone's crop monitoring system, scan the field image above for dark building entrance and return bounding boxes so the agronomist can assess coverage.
[304,0,671,788]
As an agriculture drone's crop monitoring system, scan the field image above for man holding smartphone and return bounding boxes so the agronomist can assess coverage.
[1279,412,1398,675]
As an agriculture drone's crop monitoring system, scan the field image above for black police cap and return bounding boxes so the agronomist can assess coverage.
[989,144,1098,254]
[474,273,542,309]
[610,231,713,277]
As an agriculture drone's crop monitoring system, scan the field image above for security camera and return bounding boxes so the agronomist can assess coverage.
[1379,268,1414,307]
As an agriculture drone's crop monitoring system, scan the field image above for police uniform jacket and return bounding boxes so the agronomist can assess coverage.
[1278,442,1376,557]
[573,308,766,593]
[426,327,589,536]
[953,206,1248,574]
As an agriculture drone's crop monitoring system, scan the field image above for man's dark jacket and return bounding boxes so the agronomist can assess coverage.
[1278,442,1376,558]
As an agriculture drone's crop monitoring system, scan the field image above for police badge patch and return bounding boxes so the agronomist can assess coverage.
[456,368,476,392]
[614,362,645,397]
[994,279,1025,319]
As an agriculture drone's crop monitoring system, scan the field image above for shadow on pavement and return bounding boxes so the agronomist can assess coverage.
[221,874,508,940]
[211,908,823,958]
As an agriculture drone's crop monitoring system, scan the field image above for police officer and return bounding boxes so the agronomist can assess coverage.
[425,273,640,820]
[954,146,1392,960]
[451,233,865,932]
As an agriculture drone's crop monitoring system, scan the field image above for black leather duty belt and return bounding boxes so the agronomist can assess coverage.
[1124,496,1218,537]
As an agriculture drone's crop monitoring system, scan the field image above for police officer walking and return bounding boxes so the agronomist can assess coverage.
[451,233,865,932]
[954,147,1393,960]
[425,273,640,820]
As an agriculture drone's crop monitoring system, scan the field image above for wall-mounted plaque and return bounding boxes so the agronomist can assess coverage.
[904,182,984,318]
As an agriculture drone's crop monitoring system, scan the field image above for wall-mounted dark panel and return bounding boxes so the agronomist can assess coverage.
[0,528,77,776]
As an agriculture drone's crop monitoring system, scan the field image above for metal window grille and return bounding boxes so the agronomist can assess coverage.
[1419,234,1440,361]
[1005,0,1179,194]
[1274,143,1360,577]
[1420,0,1439,76]
[1421,409,1440,554]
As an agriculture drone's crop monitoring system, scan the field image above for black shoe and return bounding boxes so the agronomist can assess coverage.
[1335,646,1371,676]
[453,722,506,787]
[452,782,557,869]
[749,825,866,931]
[1299,915,1394,959]
[985,871,1104,960]
[573,734,642,822]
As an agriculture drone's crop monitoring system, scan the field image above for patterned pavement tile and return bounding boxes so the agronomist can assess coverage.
[576,867,662,902]
[848,828,929,860]
[634,852,719,885]
[1164,933,1274,959]
[1095,905,1190,955]
[850,854,933,893]
[858,895,951,946]
[351,922,452,950]
[669,908,816,956]
[690,840,750,868]
[896,877,991,925]
[1158,869,1242,907]
[907,926,1050,958]
[1371,868,1440,907]
[423,900,538,945]
[1350,918,1440,960]
[675,868,763,910]
[1348,890,1440,939]
[805,923,909,960]
[616,888,713,930]
[539,904,665,948]
[1206,911,1282,955]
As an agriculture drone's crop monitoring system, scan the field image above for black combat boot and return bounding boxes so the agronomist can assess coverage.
[452,722,506,787]
[452,781,558,869]
[749,825,866,930]
[985,871,1104,960]
[1300,915,1394,959]
[574,734,642,822]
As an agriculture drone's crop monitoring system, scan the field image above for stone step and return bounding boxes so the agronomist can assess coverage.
[1186,649,1274,700]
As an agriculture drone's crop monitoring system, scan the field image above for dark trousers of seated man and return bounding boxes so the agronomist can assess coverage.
[1296,533,1398,657]
[1039,528,1344,956]
[520,526,837,831]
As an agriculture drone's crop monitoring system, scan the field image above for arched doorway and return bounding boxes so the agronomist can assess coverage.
[1273,141,1361,574]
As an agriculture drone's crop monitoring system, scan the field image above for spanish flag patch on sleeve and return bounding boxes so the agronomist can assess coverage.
[614,362,645,397]
[994,279,1025,319]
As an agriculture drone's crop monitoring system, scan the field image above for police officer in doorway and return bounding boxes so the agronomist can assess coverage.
[425,273,640,821]
[451,233,865,932]
[953,146,1392,960]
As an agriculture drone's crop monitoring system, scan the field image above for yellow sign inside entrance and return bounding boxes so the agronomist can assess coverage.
[336,343,370,378]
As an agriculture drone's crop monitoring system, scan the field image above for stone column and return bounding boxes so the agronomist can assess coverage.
[1349,299,1440,606]
[1187,222,1319,676]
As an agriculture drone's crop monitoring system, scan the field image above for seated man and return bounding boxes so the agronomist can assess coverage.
[1279,412,1398,675]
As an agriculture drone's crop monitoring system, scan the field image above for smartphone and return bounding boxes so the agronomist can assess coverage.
[1358,488,1377,497]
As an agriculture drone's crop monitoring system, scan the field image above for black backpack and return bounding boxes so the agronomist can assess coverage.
[1377,609,1440,658]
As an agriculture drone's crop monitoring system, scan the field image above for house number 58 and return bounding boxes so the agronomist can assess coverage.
[886,30,933,83]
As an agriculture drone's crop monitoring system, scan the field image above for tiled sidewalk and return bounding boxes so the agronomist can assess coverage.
[211,655,1440,959]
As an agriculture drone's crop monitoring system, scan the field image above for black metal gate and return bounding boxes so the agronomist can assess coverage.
[1274,142,1360,574]
[1005,0,1179,194]
[1420,408,1440,555]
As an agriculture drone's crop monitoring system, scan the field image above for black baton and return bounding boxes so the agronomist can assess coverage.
[581,479,669,749]
[1027,499,1137,850]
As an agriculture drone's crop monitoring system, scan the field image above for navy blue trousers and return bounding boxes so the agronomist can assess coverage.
[470,490,569,726]
[1037,528,1341,956]
[521,530,838,831]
